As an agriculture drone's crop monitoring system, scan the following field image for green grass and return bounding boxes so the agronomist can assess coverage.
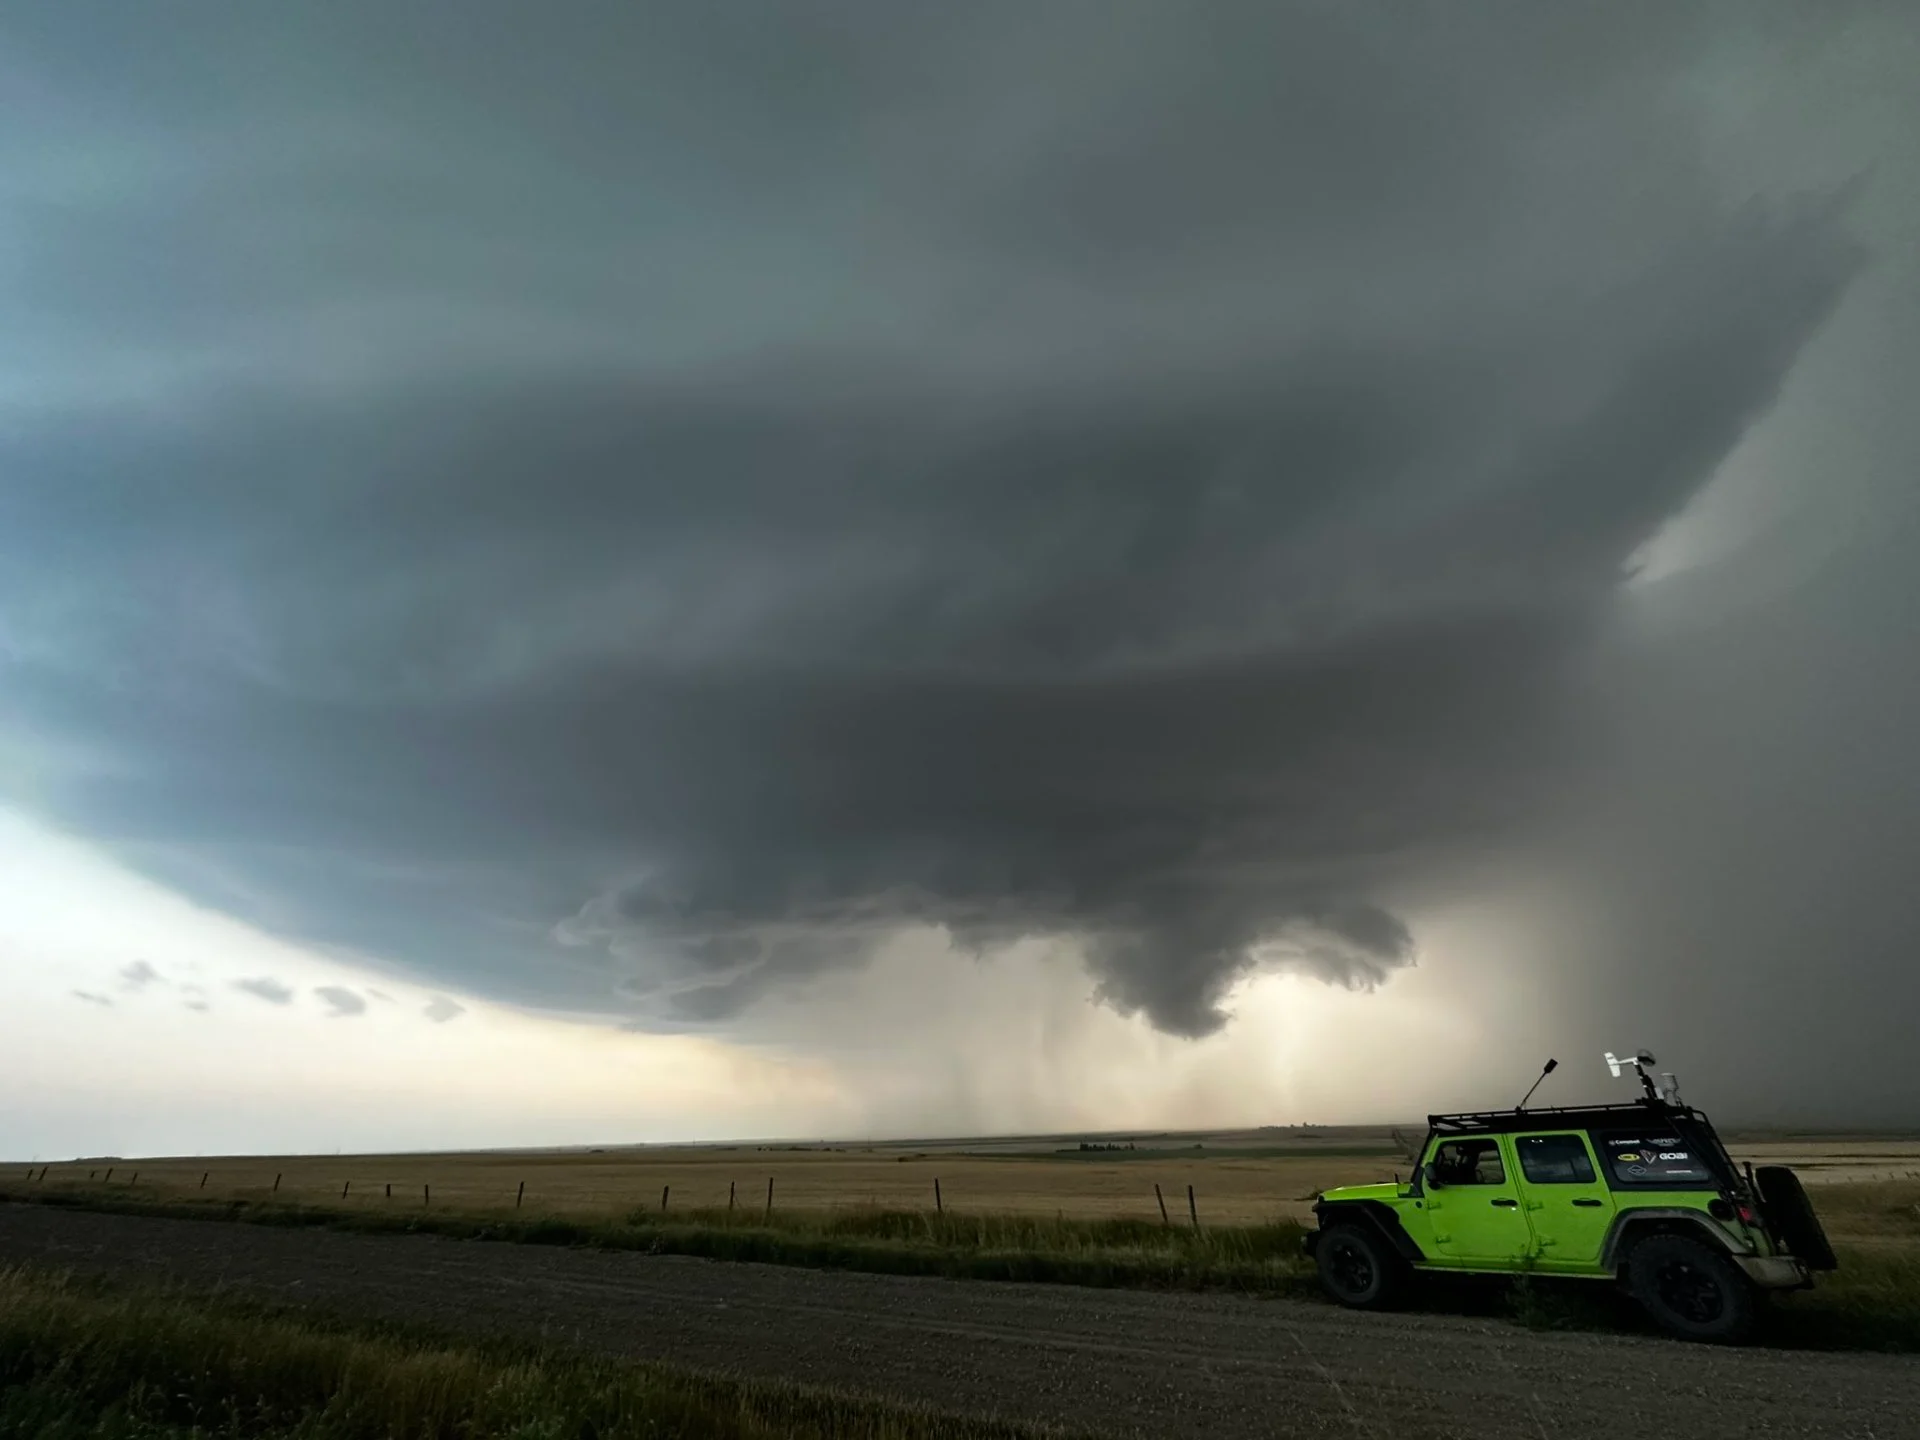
[0,1183,1317,1297]
[1797,1179,1920,1240]
[1765,1246,1920,1352]
[0,1266,1068,1440]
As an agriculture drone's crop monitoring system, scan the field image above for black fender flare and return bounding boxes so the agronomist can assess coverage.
[1600,1210,1746,1272]
[1313,1199,1423,1264]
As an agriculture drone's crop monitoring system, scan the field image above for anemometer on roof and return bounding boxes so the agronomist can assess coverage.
[1605,1049,1683,1105]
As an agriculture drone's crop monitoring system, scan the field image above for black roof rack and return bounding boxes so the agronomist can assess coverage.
[1425,1098,1708,1137]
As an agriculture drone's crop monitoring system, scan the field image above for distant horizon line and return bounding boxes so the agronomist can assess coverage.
[19,1117,1920,1166]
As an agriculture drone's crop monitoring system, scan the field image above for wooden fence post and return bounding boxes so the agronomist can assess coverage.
[342,1180,351,1200]
[934,1178,943,1214]
[516,1181,525,1209]
[273,1173,282,1193]
[728,1180,735,1212]
[1188,1184,1199,1232]
[765,1176,774,1217]
[128,1172,137,1186]
[661,1184,670,1213]
[104,1167,114,1183]
[423,1184,430,1206]
[1155,1183,1169,1227]
[88,1170,96,1181]
[386,1183,392,1200]
[201,1172,209,1189]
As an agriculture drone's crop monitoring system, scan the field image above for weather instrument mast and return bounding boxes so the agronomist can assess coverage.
[1605,1049,1683,1105]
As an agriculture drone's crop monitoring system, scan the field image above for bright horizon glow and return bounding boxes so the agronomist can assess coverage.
[0,806,1532,1161]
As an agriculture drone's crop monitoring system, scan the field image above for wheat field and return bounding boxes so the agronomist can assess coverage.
[24,1127,1920,1228]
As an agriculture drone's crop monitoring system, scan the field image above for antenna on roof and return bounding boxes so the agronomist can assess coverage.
[1604,1050,1665,1103]
[1514,1057,1557,1111]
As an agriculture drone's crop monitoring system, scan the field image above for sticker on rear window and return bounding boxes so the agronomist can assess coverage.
[1597,1133,1714,1186]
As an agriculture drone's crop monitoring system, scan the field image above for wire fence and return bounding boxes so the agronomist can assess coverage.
[7,1160,1259,1230]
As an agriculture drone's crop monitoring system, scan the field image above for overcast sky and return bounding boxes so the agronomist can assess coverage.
[4,2,1917,1158]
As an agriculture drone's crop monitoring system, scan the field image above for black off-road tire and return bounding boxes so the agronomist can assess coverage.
[1625,1233,1759,1344]
[1756,1166,1838,1271]
[1314,1223,1406,1310]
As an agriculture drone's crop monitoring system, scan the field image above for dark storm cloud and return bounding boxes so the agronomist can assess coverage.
[0,4,1882,1037]
[422,996,466,1025]
[117,961,165,992]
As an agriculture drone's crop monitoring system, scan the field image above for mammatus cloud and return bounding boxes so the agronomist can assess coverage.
[422,996,465,1024]
[232,977,294,1006]
[315,986,368,1019]
[0,5,1910,1075]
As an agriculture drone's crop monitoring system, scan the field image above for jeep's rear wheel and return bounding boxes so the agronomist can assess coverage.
[1315,1224,1404,1310]
[1625,1233,1758,1343]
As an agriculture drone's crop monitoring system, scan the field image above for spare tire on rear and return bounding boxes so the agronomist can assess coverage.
[1756,1165,1838,1271]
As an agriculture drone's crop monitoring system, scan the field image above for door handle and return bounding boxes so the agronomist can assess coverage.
[1572,1198,1604,1208]
[1491,1198,1518,1208]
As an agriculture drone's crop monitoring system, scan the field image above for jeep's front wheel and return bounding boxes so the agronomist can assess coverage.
[1625,1234,1758,1344]
[1314,1224,1404,1310]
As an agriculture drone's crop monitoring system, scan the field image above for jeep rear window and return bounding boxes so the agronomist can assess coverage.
[1595,1131,1715,1187]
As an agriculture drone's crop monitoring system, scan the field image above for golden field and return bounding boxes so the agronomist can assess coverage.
[25,1127,1920,1229]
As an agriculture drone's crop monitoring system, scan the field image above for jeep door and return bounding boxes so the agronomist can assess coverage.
[1424,1136,1534,1266]
[1511,1132,1615,1272]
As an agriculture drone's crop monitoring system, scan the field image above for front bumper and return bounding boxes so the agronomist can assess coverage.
[1735,1254,1812,1290]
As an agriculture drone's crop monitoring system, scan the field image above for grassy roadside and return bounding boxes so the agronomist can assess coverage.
[5,1181,1915,1352]
[0,1265,1072,1440]
[1768,1180,1920,1351]
[0,1182,1318,1296]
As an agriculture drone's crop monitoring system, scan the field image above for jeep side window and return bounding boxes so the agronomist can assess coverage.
[1432,1139,1504,1185]
[1515,1133,1596,1185]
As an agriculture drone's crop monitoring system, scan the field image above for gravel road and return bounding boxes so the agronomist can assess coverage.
[3,1204,1915,1439]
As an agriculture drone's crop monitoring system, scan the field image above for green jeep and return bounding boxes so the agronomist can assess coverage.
[1305,1055,1837,1342]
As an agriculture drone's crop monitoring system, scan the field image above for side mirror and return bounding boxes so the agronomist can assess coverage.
[1422,1162,1442,1190]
